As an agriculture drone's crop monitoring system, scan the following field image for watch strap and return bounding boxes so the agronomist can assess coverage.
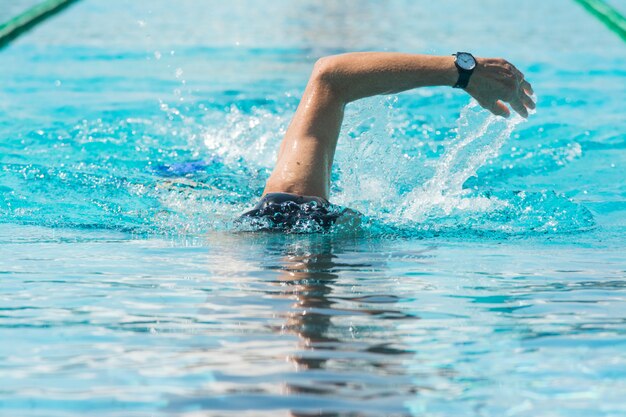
[453,70,472,89]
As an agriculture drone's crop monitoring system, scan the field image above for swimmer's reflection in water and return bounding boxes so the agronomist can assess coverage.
[269,238,418,416]
[238,52,535,231]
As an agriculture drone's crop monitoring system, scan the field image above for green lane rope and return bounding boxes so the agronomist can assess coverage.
[0,0,80,49]
[573,0,626,42]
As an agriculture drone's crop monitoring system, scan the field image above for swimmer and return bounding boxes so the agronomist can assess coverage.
[240,52,535,231]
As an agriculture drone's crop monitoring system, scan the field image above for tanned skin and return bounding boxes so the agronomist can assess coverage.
[263,52,535,200]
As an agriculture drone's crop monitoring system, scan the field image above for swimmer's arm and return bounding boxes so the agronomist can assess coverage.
[316,52,535,117]
[264,52,534,199]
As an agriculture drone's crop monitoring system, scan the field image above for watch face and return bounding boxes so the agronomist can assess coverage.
[456,53,476,70]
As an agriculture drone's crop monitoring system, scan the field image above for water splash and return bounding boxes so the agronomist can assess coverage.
[331,96,594,237]
[0,93,594,238]
[399,101,524,223]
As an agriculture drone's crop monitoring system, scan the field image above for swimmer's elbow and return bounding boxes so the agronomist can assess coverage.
[311,55,350,102]
[312,56,338,79]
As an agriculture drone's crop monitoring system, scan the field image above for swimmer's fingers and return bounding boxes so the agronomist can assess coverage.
[521,92,536,110]
[508,68,535,118]
[522,79,534,95]
[509,96,529,118]
[479,99,511,118]
[509,64,525,83]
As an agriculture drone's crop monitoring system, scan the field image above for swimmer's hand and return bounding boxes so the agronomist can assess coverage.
[466,58,535,118]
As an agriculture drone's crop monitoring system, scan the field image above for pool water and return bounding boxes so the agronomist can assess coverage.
[1,0,625,416]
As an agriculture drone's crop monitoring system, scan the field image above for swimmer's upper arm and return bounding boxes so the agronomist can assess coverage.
[263,60,346,199]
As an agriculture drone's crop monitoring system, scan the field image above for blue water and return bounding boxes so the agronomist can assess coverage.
[1,0,625,416]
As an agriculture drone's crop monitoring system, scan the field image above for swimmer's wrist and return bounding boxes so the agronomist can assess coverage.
[419,55,458,87]
[442,56,459,87]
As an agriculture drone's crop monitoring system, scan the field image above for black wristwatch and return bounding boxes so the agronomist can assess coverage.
[453,52,476,89]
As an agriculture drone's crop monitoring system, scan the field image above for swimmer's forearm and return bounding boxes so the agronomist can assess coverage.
[314,52,457,103]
